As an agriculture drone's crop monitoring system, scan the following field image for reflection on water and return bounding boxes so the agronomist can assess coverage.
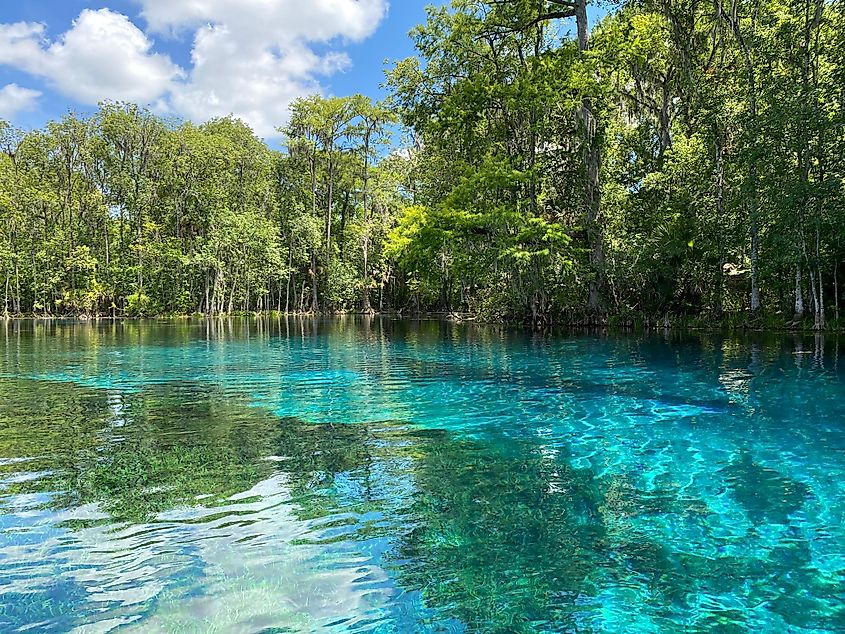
[0,318,844,632]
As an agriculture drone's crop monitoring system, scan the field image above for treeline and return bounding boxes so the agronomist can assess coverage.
[387,0,845,327]
[2,0,845,327]
[0,98,406,317]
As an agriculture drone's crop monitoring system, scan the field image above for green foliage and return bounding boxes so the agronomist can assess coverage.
[382,0,845,326]
[126,291,152,318]
[0,95,402,316]
[1,0,845,325]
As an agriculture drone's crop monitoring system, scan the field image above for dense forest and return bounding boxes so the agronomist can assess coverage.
[1,0,844,328]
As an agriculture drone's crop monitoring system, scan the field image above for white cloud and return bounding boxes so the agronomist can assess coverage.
[167,24,351,138]
[137,0,387,42]
[0,9,182,106]
[142,0,388,137]
[0,83,41,119]
[0,1,388,138]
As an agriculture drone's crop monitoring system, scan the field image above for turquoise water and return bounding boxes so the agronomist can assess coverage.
[0,318,843,633]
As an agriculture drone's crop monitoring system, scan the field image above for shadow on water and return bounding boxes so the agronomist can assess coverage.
[720,449,810,525]
[0,318,844,631]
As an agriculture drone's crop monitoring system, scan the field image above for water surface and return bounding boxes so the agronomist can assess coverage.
[0,318,843,632]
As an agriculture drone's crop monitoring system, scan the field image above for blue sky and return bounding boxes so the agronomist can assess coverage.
[0,1,599,141]
[0,1,445,140]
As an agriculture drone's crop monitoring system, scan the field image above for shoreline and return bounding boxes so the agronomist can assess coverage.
[2,310,843,334]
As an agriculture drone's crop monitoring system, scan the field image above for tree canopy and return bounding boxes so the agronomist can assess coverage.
[1,0,844,328]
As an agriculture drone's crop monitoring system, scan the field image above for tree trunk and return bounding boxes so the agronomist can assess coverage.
[227,271,238,315]
[362,129,372,313]
[714,130,725,317]
[309,144,319,310]
[325,145,335,310]
[310,250,318,312]
[724,0,762,314]
[31,246,39,316]
[338,189,350,260]
[811,280,817,316]
[749,163,761,314]
[14,256,21,314]
[285,234,293,313]
[575,0,604,313]
[3,268,9,317]
[815,226,824,330]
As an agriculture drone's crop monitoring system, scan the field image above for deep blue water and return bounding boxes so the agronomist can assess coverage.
[0,318,843,632]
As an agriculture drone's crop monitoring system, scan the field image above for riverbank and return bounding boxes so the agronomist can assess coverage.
[3,309,844,334]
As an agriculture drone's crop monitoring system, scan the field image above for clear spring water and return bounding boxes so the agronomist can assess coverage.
[0,318,843,633]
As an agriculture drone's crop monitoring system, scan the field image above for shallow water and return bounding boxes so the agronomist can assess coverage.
[0,317,843,633]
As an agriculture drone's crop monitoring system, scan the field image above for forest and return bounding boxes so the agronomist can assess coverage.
[1,0,844,328]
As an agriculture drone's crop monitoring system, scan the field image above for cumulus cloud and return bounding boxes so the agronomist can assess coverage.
[0,9,182,106]
[137,0,387,42]
[141,0,388,137]
[0,84,41,119]
[0,1,388,137]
